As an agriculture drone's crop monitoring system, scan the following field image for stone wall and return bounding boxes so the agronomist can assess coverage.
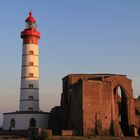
[134,97,140,135]
[49,74,139,136]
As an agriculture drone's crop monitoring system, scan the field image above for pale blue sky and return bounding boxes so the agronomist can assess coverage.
[0,0,140,125]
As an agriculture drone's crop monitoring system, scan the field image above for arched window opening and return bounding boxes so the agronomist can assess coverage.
[117,86,122,98]
[10,119,15,128]
[138,128,140,136]
[113,85,129,136]
[29,118,36,127]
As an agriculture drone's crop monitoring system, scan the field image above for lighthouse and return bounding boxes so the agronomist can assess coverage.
[20,11,40,111]
[3,12,49,130]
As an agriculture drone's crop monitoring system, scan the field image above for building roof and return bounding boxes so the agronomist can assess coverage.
[25,11,36,23]
[62,73,127,81]
[3,111,50,115]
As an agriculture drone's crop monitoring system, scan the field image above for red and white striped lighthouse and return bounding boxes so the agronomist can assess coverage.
[3,12,49,130]
[20,11,40,111]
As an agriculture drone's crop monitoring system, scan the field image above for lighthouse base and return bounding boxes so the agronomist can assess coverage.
[3,111,49,130]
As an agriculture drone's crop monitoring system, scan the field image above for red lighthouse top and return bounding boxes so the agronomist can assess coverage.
[25,11,36,23]
[21,11,40,44]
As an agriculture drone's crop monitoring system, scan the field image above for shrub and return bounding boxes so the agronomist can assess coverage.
[37,129,50,140]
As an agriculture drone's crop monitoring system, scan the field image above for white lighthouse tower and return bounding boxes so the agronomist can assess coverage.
[3,12,49,130]
[20,11,40,112]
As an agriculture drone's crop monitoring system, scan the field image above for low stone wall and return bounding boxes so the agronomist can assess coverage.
[62,130,73,136]
[0,135,27,140]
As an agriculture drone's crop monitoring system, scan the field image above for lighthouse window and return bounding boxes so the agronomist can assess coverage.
[29,50,34,55]
[10,119,15,128]
[28,84,33,88]
[29,73,34,77]
[29,96,33,100]
[29,62,34,66]
[28,107,33,111]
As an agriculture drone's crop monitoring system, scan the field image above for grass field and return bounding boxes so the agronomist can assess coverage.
[0,135,139,140]
[50,136,140,140]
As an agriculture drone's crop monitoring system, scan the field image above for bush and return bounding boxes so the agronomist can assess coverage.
[37,129,50,140]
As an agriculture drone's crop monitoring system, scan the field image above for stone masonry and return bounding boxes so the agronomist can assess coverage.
[49,74,140,136]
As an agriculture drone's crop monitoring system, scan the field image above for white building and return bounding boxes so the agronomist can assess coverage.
[3,12,49,130]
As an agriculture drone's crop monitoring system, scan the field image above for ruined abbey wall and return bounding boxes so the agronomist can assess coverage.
[49,74,140,136]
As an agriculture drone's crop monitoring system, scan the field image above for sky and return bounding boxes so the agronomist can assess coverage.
[0,0,140,126]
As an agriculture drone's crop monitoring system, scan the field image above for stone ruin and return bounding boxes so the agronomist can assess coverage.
[49,74,140,136]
